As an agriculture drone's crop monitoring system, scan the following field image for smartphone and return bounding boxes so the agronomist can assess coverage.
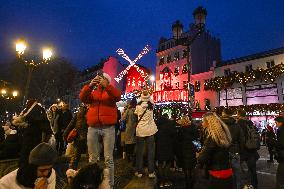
[192,140,202,151]
[97,70,103,77]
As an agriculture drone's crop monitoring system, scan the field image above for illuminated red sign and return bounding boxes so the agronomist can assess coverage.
[153,89,189,103]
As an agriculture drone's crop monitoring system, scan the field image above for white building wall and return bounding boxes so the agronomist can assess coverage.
[214,50,284,107]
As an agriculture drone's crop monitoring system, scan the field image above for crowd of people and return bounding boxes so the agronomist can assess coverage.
[0,71,284,189]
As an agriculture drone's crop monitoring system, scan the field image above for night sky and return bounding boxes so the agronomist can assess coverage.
[1,0,284,72]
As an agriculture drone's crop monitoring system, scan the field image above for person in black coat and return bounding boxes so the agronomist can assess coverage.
[0,126,20,159]
[237,109,259,189]
[0,125,5,143]
[274,116,284,189]
[176,115,199,189]
[16,99,53,166]
[221,108,244,189]
[57,102,73,155]
[155,113,176,187]
[198,112,233,189]
[265,125,276,162]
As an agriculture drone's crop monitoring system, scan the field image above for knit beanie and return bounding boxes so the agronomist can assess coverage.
[29,143,57,166]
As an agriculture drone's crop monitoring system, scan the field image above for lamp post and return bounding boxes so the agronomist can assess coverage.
[184,6,207,118]
[15,38,53,106]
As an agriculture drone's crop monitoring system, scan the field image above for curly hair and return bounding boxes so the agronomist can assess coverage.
[203,112,232,147]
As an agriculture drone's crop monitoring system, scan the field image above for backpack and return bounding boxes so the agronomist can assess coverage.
[244,121,260,150]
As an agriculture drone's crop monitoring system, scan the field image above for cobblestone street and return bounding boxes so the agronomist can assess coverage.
[122,146,278,189]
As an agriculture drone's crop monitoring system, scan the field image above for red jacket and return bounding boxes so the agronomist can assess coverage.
[79,84,121,127]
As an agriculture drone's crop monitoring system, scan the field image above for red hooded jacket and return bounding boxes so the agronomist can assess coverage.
[79,84,121,127]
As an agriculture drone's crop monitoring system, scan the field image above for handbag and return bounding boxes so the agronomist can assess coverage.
[66,128,78,143]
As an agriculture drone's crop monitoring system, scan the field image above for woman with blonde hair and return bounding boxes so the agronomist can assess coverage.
[197,112,233,189]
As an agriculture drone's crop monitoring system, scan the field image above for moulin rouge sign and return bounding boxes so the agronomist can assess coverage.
[153,89,189,103]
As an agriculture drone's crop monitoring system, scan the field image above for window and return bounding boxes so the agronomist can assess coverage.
[175,82,179,89]
[245,65,253,72]
[246,83,278,105]
[224,69,231,76]
[182,49,188,58]
[219,88,243,106]
[266,60,275,68]
[183,81,188,89]
[167,43,170,49]
[159,57,164,65]
[174,52,180,61]
[194,81,200,92]
[167,55,172,63]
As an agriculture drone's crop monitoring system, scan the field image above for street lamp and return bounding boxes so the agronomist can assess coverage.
[12,91,18,97]
[16,38,27,57]
[185,6,207,118]
[15,38,53,106]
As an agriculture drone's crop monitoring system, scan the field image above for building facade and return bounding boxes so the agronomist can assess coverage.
[154,12,220,117]
[214,47,284,107]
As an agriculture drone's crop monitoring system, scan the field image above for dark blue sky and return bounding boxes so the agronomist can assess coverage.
[1,0,284,72]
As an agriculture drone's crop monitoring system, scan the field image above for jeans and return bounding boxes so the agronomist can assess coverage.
[231,153,242,189]
[136,135,155,174]
[87,126,115,188]
[242,156,258,189]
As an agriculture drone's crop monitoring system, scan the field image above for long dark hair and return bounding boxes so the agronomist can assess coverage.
[16,164,38,187]
[69,163,103,189]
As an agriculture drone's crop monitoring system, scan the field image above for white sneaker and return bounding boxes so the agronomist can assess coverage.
[135,172,143,178]
[148,172,156,178]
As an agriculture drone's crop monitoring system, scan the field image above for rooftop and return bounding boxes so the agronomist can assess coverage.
[219,47,284,67]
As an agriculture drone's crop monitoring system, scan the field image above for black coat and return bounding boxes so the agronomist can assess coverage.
[221,116,244,154]
[266,129,276,147]
[58,109,73,133]
[198,137,231,171]
[0,134,20,159]
[276,126,284,163]
[176,124,199,169]
[19,104,53,165]
[156,116,176,162]
[237,118,259,161]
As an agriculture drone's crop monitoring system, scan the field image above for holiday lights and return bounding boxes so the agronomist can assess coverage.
[205,63,284,91]
[153,89,189,103]
[115,45,150,83]
[214,103,284,115]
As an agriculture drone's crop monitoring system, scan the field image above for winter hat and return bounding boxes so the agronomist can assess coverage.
[29,143,57,166]
[103,73,111,83]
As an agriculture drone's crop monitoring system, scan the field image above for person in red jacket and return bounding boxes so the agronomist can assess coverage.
[79,71,121,189]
